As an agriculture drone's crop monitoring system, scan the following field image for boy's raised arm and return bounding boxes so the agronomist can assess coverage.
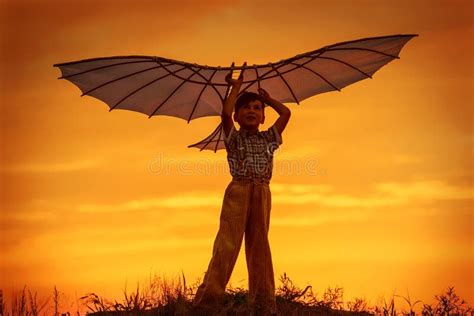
[222,71,244,138]
[258,88,291,136]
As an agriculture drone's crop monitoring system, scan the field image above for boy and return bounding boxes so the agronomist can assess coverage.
[192,70,291,315]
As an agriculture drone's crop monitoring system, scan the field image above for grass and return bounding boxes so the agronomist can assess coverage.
[1,272,472,315]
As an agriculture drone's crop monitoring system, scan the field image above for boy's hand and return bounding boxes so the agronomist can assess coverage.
[258,87,271,102]
[225,72,244,87]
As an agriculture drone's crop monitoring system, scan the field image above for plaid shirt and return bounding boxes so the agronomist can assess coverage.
[224,124,283,183]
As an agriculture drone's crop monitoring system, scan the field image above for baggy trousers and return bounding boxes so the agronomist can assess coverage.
[193,178,277,314]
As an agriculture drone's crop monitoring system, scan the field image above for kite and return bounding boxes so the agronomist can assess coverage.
[53,34,418,151]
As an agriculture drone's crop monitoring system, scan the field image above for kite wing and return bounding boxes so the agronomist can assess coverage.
[53,33,418,152]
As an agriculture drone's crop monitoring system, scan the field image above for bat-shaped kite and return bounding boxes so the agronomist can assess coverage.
[53,34,418,151]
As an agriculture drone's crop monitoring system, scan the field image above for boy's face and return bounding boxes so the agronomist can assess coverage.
[234,99,265,129]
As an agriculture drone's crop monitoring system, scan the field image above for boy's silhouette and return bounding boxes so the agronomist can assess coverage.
[192,71,291,316]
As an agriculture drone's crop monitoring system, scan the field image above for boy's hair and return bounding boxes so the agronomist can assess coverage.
[234,92,265,116]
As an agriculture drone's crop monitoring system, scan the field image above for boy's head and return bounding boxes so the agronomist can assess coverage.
[233,91,265,129]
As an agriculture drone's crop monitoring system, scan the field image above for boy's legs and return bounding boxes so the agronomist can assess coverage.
[193,180,250,309]
[245,182,277,315]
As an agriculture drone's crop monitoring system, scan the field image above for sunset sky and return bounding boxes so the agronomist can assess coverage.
[0,0,472,313]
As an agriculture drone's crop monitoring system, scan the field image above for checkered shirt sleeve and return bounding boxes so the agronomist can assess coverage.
[263,124,283,146]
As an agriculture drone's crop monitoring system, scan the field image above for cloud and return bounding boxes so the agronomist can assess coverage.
[271,183,333,194]
[74,179,473,215]
[74,184,335,214]
[0,158,102,173]
[273,180,473,208]
[272,183,405,207]
[76,237,212,256]
[76,191,222,213]
[2,232,212,260]
[274,193,405,207]
[272,209,370,227]
[375,180,473,200]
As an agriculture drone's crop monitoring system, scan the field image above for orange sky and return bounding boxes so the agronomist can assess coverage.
[0,0,472,314]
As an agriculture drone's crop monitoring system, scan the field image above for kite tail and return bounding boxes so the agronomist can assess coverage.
[187,121,225,152]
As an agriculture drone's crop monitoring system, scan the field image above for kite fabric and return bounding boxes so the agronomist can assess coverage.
[53,34,418,152]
